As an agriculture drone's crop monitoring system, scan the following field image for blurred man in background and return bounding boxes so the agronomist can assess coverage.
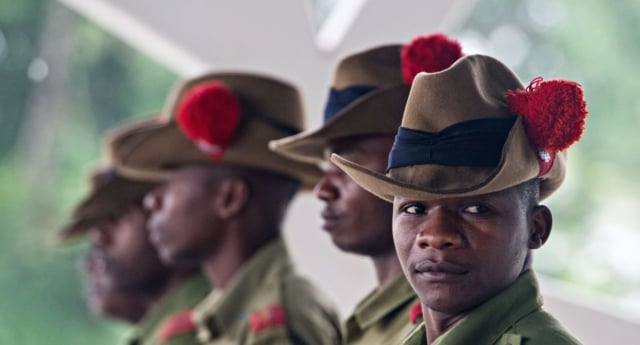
[113,73,343,344]
[270,33,463,345]
[60,119,210,345]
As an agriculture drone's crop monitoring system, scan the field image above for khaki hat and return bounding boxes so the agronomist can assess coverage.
[270,33,463,164]
[110,73,322,188]
[332,54,587,202]
[58,166,157,241]
[58,117,167,241]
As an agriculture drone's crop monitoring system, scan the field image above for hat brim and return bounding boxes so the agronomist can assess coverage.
[58,217,100,243]
[331,117,565,202]
[57,170,157,243]
[331,152,529,203]
[270,84,410,164]
[115,118,323,190]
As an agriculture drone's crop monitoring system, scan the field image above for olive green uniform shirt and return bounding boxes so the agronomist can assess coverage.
[344,275,420,345]
[125,274,211,345]
[399,270,582,345]
[192,238,343,345]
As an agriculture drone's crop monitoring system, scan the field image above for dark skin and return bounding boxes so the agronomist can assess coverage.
[84,249,147,322]
[144,164,298,289]
[315,135,403,286]
[85,204,195,323]
[392,181,552,344]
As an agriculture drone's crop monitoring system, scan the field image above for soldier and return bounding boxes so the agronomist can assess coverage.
[110,73,343,344]
[331,54,587,344]
[270,33,463,345]
[60,119,210,345]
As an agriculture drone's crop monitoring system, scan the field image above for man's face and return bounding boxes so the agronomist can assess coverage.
[84,205,168,313]
[315,135,395,256]
[144,166,222,265]
[393,186,534,314]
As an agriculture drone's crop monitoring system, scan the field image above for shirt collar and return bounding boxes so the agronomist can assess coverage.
[192,238,291,341]
[127,274,210,344]
[353,275,417,328]
[433,270,542,345]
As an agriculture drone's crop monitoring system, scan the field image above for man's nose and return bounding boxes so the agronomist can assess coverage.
[88,225,110,247]
[415,207,463,250]
[143,189,161,211]
[314,173,340,202]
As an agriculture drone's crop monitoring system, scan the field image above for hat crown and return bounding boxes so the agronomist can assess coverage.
[110,73,322,188]
[402,55,524,133]
[332,45,403,89]
[166,73,305,133]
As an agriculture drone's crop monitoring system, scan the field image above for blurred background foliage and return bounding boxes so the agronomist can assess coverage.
[0,0,176,343]
[0,0,638,344]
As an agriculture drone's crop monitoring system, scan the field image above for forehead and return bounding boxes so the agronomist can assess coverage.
[324,134,394,158]
[90,205,141,229]
[170,164,222,182]
[393,185,523,206]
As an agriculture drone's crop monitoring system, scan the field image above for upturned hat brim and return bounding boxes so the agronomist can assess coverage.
[58,170,157,242]
[331,116,567,203]
[58,217,102,242]
[270,84,409,164]
[112,117,323,190]
[109,73,323,189]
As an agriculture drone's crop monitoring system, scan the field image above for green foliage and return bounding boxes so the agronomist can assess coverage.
[0,1,176,344]
[0,0,46,157]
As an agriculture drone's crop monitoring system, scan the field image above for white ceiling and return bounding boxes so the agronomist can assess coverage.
[55,0,475,126]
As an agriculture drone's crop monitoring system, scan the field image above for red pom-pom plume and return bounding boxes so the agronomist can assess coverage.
[507,77,588,152]
[401,33,463,84]
[176,81,241,160]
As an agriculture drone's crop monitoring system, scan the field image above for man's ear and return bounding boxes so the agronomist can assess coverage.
[211,177,249,220]
[529,205,552,249]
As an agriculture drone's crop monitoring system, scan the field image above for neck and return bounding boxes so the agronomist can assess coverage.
[109,296,148,324]
[201,221,278,289]
[371,250,404,286]
[422,306,468,345]
[142,269,197,319]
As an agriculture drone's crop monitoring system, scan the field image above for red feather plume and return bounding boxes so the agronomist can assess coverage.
[401,33,463,84]
[507,77,588,152]
[176,81,241,160]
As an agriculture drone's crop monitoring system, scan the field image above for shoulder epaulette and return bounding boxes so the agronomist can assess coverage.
[248,304,286,334]
[156,309,196,342]
[409,302,423,324]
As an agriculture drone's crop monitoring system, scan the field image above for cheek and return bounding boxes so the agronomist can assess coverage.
[354,191,392,220]
[392,218,414,266]
[119,223,148,251]
[342,181,368,205]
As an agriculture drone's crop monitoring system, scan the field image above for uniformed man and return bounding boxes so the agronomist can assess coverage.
[331,54,587,344]
[60,119,210,345]
[270,34,463,345]
[110,73,343,344]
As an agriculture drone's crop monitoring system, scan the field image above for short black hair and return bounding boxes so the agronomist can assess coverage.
[517,178,541,208]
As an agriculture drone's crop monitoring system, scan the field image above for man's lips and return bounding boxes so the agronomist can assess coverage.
[148,226,163,244]
[146,217,165,244]
[85,252,107,275]
[84,253,112,294]
[320,208,343,232]
[412,260,469,282]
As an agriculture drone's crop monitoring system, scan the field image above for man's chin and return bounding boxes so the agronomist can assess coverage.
[159,247,201,267]
[331,237,371,256]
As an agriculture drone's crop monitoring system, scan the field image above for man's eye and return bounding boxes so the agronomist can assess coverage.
[403,204,426,214]
[464,205,490,214]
